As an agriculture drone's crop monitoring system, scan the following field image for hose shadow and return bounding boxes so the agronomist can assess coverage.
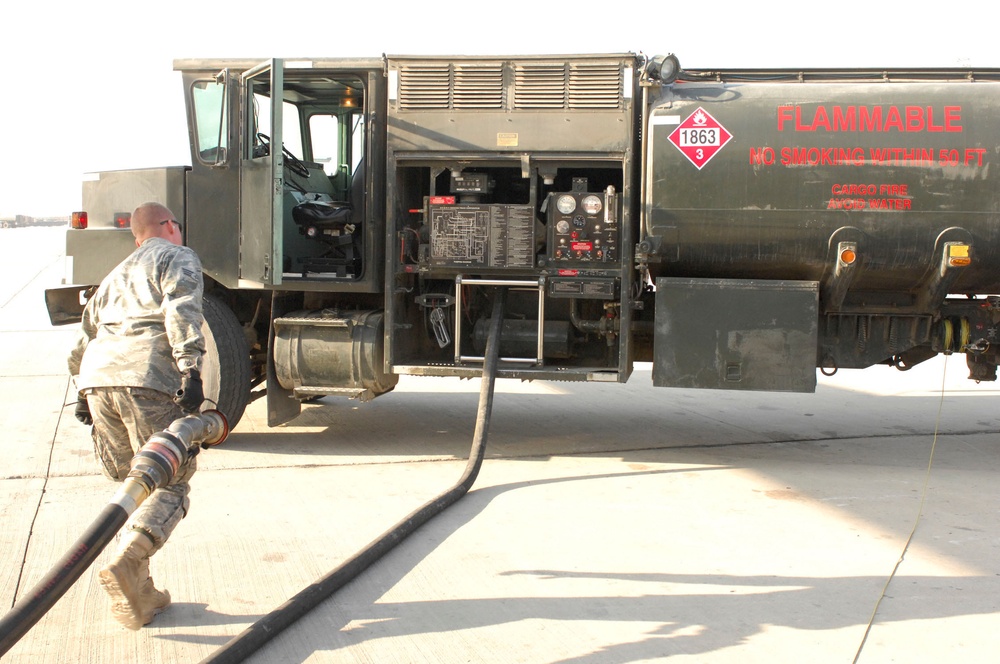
[229,465,697,661]
[225,462,971,663]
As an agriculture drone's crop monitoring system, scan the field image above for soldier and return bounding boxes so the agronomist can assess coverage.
[68,201,205,630]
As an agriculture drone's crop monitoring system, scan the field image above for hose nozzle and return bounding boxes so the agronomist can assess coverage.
[113,410,229,511]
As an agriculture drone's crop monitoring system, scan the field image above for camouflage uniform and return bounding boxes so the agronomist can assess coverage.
[69,237,205,552]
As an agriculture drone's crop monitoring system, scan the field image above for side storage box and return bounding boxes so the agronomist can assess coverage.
[653,278,819,392]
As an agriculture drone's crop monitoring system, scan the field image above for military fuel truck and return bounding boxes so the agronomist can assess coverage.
[45,53,1000,428]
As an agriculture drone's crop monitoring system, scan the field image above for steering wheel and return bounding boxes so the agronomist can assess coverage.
[255,133,311,178]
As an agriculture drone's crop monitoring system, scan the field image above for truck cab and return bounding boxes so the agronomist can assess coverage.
[178,58,385,293]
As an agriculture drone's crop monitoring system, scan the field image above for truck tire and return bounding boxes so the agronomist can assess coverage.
[201,296,251,428]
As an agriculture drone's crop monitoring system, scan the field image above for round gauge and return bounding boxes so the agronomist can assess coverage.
[581,195,603,215]
[555,219,570,234]
[556,195,577,214]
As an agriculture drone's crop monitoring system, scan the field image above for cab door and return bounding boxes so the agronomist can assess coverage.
[182,66,241,287]
[240,59,285,286]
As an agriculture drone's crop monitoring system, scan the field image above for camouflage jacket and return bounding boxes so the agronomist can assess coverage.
[68,237,205,396]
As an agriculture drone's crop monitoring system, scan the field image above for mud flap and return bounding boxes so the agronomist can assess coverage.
[266,292,303,426]
[44,286,91,326]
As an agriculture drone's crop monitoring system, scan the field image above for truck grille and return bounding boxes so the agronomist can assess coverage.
[397,60,625,111]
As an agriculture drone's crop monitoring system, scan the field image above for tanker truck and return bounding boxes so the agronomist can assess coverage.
[44,53,1000,428]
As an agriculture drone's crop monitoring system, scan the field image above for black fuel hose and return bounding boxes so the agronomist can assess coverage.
[0,411,227,657]
[202,289,509,664]
[0,503,128,655]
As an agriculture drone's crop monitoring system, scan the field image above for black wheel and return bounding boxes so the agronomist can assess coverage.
[201,296,251,428]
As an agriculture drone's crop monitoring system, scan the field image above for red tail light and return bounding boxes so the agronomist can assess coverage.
[114,212,131,228]
[71,211,88,229]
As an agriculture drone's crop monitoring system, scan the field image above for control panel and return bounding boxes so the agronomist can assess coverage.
[547,181,619,265]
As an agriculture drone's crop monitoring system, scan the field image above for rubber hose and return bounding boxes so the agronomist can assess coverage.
[0,503,129,656]
[201,289,508,663]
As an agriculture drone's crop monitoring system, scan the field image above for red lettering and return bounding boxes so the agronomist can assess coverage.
[775,105,964,133]
[884,107,904,132]
[827,198,867,210]
[944,106,962,132]
[777,106,794,131]
[867,198,912,210]
[812,106,831,132]
[965,148,986,166]
[795,106,810,131]
[879,184,909,196]
[750,147,776,164]
[833,106,856,131]
[927,106,944,132]
[858,106,881,132]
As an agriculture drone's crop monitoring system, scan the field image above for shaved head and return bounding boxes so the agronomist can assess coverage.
[132,202,182,245]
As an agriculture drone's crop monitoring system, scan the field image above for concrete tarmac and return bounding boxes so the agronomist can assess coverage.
[1,226,998,662]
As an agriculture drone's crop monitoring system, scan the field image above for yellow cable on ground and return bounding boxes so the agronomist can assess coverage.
[852,356,947,663]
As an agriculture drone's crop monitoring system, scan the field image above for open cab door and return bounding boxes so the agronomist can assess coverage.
[240,59,285,286]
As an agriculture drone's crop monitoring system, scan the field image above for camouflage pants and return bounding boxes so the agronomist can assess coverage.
[87,387,196,554]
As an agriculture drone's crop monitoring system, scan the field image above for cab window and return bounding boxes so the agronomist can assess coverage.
[191,80,227,163]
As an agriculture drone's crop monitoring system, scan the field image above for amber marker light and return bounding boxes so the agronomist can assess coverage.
[840,247,857,265]
[947,243,971,267]
[71,211,88,229]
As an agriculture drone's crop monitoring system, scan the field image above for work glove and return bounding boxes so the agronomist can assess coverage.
[175,369,205,413]
[74,394,93,426]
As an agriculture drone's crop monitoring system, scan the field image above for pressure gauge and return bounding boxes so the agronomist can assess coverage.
[556,195,577,214]
[581,195,603,215]
[555,219,571,234]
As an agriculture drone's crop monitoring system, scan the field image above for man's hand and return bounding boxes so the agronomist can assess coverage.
[75,395,93,425]
[175,369,205,413]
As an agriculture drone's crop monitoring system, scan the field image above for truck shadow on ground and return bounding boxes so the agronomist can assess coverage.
[224,383,1000,462]
[219,466,998,663]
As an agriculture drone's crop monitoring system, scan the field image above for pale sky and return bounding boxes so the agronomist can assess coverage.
[1,0,994,217]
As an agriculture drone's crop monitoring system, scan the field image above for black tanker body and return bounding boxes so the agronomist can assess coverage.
[641,67,1000,390]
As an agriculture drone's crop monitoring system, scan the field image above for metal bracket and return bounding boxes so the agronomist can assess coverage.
[454,276,545,365]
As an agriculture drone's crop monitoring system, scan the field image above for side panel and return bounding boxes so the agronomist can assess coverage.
[653,278,819,392]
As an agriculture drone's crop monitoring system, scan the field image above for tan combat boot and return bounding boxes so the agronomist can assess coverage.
[98,531,171,630]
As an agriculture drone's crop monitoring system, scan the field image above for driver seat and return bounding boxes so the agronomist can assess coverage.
[292,162,364,277]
